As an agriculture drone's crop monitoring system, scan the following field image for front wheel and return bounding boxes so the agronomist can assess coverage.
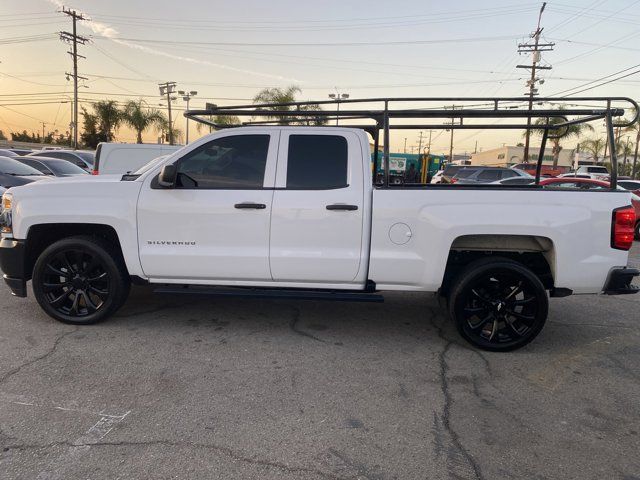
[448,258,548,352]
[32,236,130,325]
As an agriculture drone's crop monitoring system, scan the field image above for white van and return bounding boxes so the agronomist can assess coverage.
[93,143,182,175]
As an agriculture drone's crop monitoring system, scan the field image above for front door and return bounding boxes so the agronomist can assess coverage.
[269,131,365,283]
[137,131,278,281]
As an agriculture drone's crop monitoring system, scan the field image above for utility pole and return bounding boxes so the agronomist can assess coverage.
[403,138,407,154]
[328,90,349,126]
[416,131,425,159]
[60,8,88,150]
[444,106,460,163]
[517,2,554,163]
[159,82,177,145]
[41,122,46,143]
[179,90,197,144]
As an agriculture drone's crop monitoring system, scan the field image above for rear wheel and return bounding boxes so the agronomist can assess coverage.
[448,258,548,352]
[32,236,130,324]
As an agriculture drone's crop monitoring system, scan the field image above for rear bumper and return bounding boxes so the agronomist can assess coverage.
[603,267,640,295]
[0,238,27,297]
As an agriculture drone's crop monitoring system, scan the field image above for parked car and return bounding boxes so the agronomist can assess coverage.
[93,142,182,175]
[27,149,95,171]
[14,156,89,177]
[452,166,531,184]
[0,149,19,157]
[0,156,48,189]
[511,163,569,178]
[572,165,610,181]
[492,176,536,186]
[430,169,444,184]
[440,164,469,184]
[539,177,640,239]
[8,148,33,156]
[618,179,640,196]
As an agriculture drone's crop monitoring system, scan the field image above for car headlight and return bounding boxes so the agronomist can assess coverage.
[1,192,13,235]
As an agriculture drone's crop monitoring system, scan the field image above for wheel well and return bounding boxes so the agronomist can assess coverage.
[24,223,125,280]
[441,234,555,295]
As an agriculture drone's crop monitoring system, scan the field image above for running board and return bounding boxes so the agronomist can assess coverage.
[153,285,384,303]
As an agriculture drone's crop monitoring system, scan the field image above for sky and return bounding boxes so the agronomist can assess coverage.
[0,0,639,153]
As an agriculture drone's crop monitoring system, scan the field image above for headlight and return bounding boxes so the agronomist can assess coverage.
[1,192,13,235]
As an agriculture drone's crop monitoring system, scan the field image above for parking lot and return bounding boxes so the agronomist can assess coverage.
[0,244,637,480]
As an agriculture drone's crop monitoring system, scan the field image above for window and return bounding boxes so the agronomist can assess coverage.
[286,135,348,189]
[500,170,518,179]
[477,169,503,181]
[20,159,52,175]
[176,135,270,189]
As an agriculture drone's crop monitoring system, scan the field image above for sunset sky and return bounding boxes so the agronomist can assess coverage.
[1,0,639,152]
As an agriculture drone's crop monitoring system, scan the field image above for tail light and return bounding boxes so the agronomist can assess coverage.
[91,169,99,175]
[450,178,458,184]
[611,205,636,250]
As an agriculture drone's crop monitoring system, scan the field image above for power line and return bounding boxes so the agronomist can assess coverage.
[550,63,640,96]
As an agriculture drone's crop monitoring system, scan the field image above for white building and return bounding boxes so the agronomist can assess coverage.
[470,146,575,167]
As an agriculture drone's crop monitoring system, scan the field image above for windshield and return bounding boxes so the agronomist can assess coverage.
[443,165,462,175]
[0,157,45,176]
[76,151,95,165]
[587,166,608,173]
[132,155,169,175]
[35,158,88,175]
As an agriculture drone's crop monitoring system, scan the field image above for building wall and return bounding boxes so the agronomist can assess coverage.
[471,146,575,167]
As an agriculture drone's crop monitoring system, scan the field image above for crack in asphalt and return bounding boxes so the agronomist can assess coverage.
[2,440,351,480]
[327,448,385,480]
[289,307,326,343]
[427,305,485,480]
[0,327,78,386]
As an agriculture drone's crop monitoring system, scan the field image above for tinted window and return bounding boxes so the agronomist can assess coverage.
[286,135,347,189]
[176,135,269,189]
[19,159,52,174]
[76,152,95,165]
[586,166,608,174]
[618,181,640,190]
[443,165,462,176]
[455,168,480,179]
[0,158,45,176]
[500,170,518,179]
[477,170,502,181]
[39,159,88,175]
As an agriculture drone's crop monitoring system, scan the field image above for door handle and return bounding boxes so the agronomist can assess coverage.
[326,204,358,211]
[234,202,266,209]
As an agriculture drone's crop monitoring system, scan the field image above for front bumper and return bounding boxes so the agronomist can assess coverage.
[0,238,27,297]
[603,267,640,295]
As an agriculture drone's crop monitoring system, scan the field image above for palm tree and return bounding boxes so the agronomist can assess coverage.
[196,114,241,134]
[252,86,326,125]
[93,100,123,142]
[579,137,606,163]
[122,100,167,144]
[531,107,594,167]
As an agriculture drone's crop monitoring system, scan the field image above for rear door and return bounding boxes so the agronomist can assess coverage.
[269,130,365,284]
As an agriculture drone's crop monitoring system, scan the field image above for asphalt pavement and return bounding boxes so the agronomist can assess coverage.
[0,243,639,480]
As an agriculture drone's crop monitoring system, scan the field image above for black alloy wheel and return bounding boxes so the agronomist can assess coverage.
[33,236,130,324]
[449,258,548,352]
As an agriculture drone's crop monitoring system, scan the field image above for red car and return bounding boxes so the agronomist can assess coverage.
[512,163,570,178]
[539,177,640,239]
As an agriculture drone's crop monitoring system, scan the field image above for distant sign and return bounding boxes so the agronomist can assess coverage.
[389,157,407,171]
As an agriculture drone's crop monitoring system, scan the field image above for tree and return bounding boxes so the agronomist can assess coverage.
[122,100,167,144]
[530,107,594,167]
[0,130,6,141]
[80,106,108,149]
[579,137,606,163]
[93,100,122,142]
[252,85,326,125]
[196,114,241,134]
[623,118,639,179]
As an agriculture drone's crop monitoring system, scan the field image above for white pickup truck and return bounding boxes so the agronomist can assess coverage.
[1,98,638,351]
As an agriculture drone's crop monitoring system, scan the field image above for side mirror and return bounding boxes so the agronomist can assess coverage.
[158,164,177,188]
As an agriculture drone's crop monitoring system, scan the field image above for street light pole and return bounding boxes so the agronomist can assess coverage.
[179,90,198,144]
[159,82,177,145]
[328,90,349,126]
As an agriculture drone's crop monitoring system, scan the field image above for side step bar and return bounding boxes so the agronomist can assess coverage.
[153,285,384,303]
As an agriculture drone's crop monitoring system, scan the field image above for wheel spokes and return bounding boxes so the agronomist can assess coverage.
[49,288,73,308]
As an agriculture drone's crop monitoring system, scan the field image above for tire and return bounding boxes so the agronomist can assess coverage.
[32,236,130,325]
[448,257,548,352]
